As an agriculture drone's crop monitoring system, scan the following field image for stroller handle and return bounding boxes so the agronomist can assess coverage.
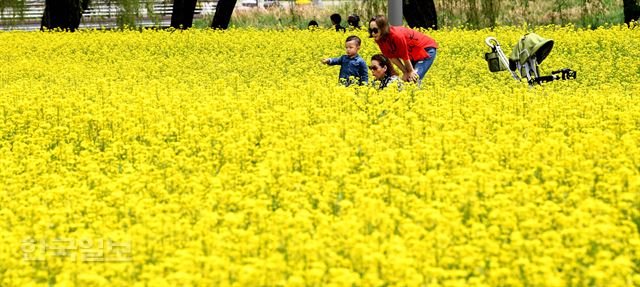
[485,37,499,49]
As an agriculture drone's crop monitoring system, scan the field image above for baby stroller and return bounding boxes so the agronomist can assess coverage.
[484,33,576,86]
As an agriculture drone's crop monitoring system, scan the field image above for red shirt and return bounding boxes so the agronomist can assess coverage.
[376,26,438,62]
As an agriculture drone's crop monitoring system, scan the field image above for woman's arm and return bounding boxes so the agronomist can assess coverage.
[391,58,419,82]
[387,27,419,82]
[390,58,406,74]
[401,58,419,82]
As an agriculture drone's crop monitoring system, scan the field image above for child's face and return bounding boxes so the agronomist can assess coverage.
[345,40,360,57]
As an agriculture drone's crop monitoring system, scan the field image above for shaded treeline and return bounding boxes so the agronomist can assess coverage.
[1,0,638,31]
[436,0,636,28]
[341,0,636,28]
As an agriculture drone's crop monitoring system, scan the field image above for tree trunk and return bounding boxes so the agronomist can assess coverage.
[171,0,198,29]
[623,0,640,24]
[211,0,238,29]
[403,0,437,30]
[41,0,88,31]
[481,0,499,28]
[466,0,479,28]
[170,0,185,28]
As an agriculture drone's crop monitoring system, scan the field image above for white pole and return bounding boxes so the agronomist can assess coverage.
[388,0,402,26]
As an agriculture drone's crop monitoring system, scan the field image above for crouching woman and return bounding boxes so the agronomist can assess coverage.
[370,54,401,90]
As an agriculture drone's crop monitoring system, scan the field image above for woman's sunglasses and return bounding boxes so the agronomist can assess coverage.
[368,65,381,71]
[368,28,379,35]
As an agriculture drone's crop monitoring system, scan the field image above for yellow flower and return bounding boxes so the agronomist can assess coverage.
[0,25,639,287]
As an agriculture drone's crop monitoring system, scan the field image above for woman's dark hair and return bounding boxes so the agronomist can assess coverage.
[369,15,390,39]
[371,54,398,77]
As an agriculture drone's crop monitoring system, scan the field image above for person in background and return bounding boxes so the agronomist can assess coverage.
[368,14,438,84]
[308,20,319,29]
[347,14,361,30]
[330,13,346,32]
[321,35,369,86]
[370,54,400,90]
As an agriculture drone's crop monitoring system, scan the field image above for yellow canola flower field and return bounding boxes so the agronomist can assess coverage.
[0,26,639,287]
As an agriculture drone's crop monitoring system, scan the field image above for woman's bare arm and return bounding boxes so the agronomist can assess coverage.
[392,58,418,82]
[391,58,406,74]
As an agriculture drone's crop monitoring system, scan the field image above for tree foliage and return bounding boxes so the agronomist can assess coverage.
[403,0,438,30]
[623,0,640,24]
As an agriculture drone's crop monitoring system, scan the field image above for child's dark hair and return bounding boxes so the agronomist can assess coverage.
[330,13,342,25]
[347,14,360,27]
[346,35,361,46]
[308,20,318,28]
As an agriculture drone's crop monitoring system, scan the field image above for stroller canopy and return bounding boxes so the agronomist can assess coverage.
[509,33,554,67]
[484,33,576,85]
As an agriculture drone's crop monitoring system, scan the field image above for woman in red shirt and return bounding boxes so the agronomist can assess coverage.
[368,15,438,83]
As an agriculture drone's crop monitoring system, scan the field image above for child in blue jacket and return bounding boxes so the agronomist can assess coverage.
[322,35,369,86]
